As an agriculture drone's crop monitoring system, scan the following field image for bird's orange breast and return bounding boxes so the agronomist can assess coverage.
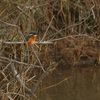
[28,36,37,45]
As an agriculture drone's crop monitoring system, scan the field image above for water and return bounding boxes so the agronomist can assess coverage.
[37,67,100,100]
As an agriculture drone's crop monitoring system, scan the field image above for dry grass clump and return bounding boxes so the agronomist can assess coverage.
[0,0,100,100]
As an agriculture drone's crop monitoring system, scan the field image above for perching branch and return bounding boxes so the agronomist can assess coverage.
[0,40,53,45]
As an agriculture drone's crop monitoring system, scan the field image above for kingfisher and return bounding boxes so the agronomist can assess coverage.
[25,31,38,45]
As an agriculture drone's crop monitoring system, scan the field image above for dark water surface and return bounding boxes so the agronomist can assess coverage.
[37,67,100,100]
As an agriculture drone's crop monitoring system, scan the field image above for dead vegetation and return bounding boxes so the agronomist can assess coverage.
[0,0,100,100]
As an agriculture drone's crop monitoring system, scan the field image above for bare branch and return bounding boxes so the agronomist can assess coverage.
[0,40,53,45]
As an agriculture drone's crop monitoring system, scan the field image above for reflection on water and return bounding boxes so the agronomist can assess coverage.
[37,67,100,100]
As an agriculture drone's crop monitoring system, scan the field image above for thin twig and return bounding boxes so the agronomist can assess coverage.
[25,3,49,9]
[31,46,45,72]
[40,16,54,41]
[48,34,100,42]
[40,77,71,91]
[31,62,57,94]
[7,95,13,100]
[0,20,18,27]
[0,56,42,68]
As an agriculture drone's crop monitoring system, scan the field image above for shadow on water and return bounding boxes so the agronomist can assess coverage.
[37,67,100,100]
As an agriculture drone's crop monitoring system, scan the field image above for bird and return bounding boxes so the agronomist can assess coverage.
[25,31,38,45]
